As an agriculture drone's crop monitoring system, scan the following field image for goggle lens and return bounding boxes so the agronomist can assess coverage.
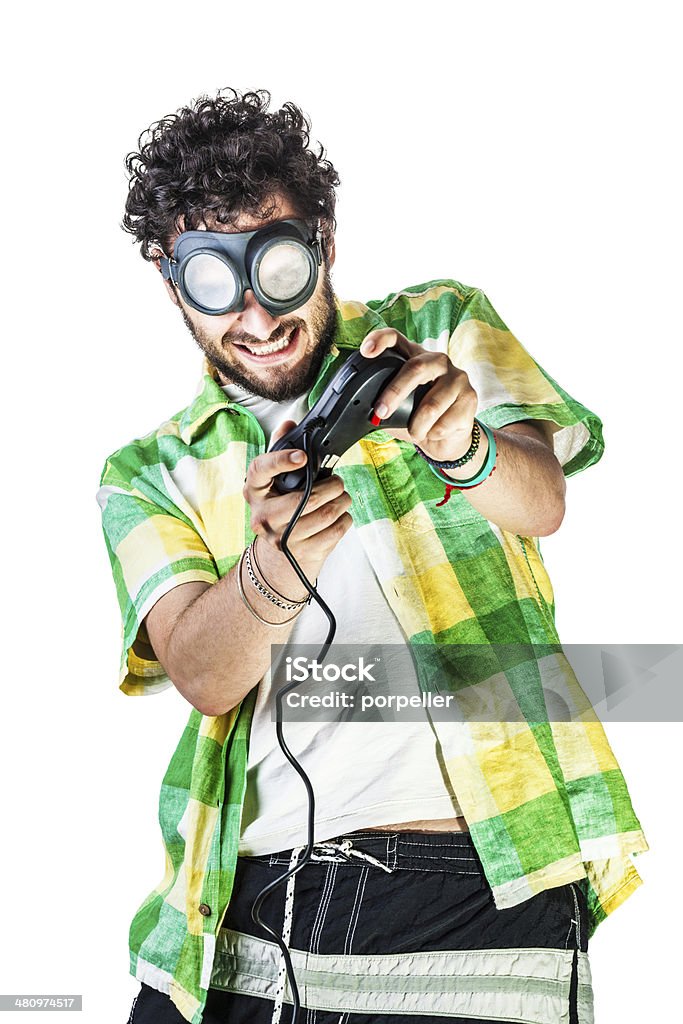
[183,252,237,311]
[258,242,312,302]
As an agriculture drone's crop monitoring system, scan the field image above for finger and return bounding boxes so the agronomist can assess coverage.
[309,510,354,549]
[270,419,298,446]
[408,374,476,441]
[245,446,307,493]
[250,478,347,548]
[286,492,354,542]
[413,395,479,456]
[267,475,347,529]
[372,352,452,420]
[258,486,349,550]
[360,328,418,359]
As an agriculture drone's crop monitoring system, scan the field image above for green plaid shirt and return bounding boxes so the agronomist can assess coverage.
[97,280,648,1024]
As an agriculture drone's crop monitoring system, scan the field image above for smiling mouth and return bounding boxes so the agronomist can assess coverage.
[234,326,301,360]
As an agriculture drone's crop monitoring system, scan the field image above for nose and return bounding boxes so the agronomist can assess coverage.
[235,289,280,340]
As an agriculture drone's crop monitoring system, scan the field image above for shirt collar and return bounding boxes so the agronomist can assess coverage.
[178,294,388,445]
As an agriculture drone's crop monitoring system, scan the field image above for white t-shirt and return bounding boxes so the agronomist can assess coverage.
[221,379,463,855]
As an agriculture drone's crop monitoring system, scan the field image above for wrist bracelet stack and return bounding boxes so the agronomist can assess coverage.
[237,536,314,628]
[414,419,498,506]
[414,419,482,470]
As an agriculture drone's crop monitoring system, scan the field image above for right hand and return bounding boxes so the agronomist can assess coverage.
[242,420,354,586]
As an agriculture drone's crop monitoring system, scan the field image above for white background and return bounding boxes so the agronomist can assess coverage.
[1,1,680,1021]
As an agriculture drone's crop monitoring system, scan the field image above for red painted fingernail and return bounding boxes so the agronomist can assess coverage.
[370,413,382,426]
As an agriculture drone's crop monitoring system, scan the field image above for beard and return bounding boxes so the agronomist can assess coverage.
[179,267,338,403]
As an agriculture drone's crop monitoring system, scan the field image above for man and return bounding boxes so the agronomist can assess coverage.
[98,89,648,1024]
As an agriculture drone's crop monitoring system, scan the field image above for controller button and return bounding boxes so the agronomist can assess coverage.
[332,363,358,393]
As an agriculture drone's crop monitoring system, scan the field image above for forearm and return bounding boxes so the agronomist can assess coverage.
[443,427,566,537]
[358,329,567,537]
[166,543,313,717]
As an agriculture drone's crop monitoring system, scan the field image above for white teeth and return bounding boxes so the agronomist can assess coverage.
[244,333,293,356]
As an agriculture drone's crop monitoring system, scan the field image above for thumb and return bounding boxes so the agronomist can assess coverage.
[270,419,298,446]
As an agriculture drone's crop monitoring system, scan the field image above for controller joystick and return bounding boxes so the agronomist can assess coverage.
[270,349,431,494]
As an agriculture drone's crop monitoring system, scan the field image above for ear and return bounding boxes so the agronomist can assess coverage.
[152,257,181,308]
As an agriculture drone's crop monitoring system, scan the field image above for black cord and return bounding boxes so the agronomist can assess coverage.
[250,423,338,1024]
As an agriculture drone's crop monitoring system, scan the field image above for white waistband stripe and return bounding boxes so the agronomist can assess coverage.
[210,927,594,1023]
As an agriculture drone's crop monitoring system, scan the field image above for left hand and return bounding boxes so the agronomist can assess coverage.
[361,328,479,463]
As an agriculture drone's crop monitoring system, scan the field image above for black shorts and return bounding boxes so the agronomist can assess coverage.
[127,829,593,1024]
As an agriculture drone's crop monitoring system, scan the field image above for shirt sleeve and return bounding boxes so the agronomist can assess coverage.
[449,288,604,476]
[97,449,219,696]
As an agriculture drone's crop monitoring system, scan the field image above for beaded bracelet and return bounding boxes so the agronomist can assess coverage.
[426,422,498,505]
[414,419,482,470]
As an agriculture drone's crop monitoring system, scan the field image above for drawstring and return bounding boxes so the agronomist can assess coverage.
[269,838,394,1024]
[309,838,395,873]
[270,844,306,1024]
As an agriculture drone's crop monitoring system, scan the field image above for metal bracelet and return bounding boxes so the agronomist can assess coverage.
[414,419,481,469]
[250,535,312,607]
[236,548,305,628]
[244,542,306,611]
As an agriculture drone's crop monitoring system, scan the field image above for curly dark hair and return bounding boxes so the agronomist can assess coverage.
[122,88,340,261]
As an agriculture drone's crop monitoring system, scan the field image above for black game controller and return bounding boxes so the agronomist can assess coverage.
[270,349,432,493]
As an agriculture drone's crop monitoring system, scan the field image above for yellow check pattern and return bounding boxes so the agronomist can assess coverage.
[97,280,648,1023]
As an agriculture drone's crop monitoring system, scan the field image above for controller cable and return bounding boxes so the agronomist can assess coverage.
[249,419,339,1024]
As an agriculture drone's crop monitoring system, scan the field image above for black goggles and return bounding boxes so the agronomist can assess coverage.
[158,218,323,317]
